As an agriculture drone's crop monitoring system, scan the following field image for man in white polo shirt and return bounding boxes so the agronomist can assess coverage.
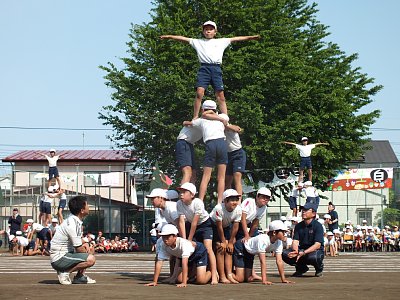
[50,196,96,285]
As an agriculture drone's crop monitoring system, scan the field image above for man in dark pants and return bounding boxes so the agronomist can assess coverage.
[327,202,339,232]
[8,208,22,235]
[282,202,324,277]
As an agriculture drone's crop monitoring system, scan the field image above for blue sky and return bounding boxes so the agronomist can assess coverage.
[0,0,399,172]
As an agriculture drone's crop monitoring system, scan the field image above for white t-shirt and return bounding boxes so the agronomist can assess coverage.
[210,203,242,228]
[45,155,59,167]
[16,236,29,247]
[160,201,179,226]
[177,198,209,225]
[157,237,195,260]
[50,215,83,263]
[290,186,300,197]
[150,228,157,237]
[32,223,44,232]
[191,118,225,143]
[177,126,202,144]
[225,128,242,152]
[295,144,316,157]
[189,38,231,64]
[244,234,283,255]
[43,194,54,204]
[305,186,319,197]
[241,198,267,223]
[155,208,167,225]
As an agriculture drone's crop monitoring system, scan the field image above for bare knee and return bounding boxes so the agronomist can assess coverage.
[87,254,96,267]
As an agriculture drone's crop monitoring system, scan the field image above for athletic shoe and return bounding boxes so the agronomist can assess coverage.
[72,274,96,284]
[315,271,323,277]
[292,266,309,277]
[57,271,72,285]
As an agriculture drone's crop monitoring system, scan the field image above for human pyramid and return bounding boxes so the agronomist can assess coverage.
[144,20,330,288]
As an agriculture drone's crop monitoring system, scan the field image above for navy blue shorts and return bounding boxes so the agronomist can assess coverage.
[58,199,67,209]
[150,236,158,245]
[226,148,246,175]
[196,64,224,91]
[186,219,213,242]
[211,221,231,242]
[235,222,259,240]
[40,201,51,214]
[306,196,320,207]
[175,139,196,169]
[37,228,51,241]
[49,166,59,179]
[188,242,208,267]
[27,240,36,250]
[300,157,312,169]
[233,240,255,269]
[288,196,297,210]
[204,138,228,167]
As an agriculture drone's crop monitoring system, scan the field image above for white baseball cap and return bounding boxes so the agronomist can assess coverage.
[222,189,240,200]
[52,218,58,223]
[327,231,334,236]
[26,219,34,223]
[333,229,341,234]
[257,187,271,197]
[301,137,308,141]
[146,188,167,199]
[202,100,217,110]
[9,235,15,240]
[269,220,287,231]
[304,181,313,186]
[48,186,54,193]
[323,214,331,219]
[177,182,197,195]
[16,231,22,236]
[280,216,287,221]
[166,190,179,200]
[159,224,179,236]
[203,20,217,30]
[49,148,56,153]
[297,182,304,187]
[157,222,168,231]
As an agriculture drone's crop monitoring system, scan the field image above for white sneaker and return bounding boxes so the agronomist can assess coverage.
[72,274,96,284]
[57,271,72,285]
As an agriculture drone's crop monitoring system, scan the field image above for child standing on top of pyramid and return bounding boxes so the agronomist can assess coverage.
[160,20,260,119]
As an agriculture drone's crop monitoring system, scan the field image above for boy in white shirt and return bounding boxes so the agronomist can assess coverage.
[288,182,304,217]
[283,137,328,182]
[145,224,211,287]
[232,220,294,285]
[303,181,321,209]
[176,182,218,284]
[210,189,242,283]
[37,149,63,188]
[160,20,260,119]
[183,100,227,203]
[147,188,179,227]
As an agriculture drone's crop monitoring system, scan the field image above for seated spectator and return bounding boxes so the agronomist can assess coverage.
[326,232,337,256]
[354,225,363,252]
[333,229,342,251]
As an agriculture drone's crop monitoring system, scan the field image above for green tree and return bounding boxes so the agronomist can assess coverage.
[375,208,400,227]
[100,0,381,193]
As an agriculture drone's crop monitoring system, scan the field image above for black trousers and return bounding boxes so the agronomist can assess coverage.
[282,248,324,273]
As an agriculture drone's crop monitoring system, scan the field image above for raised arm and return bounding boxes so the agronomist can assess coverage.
[230,35,261,43]
[314,142,329,147]
[160,35,191,43]
[282,141,296,146]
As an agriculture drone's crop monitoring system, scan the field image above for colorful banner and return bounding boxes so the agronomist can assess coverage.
[328,168,393,191]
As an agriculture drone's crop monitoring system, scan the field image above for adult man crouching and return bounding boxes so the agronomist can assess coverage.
[282,202,324,277]
[50,196,96,285]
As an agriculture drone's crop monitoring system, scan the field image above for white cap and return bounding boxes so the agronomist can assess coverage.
[268,220,287,231]
[16,231,22,236]
[48,186,54,193]
[327,231,334,236]
[367,226,373,230]
[333,229,341,234]
[9,235,15,240]
[356,225,361,230]
[345,226,351,229]
[280,216,287,221]
[291,217,299,222]
[304,181,312,186]
[345,221,350,224]
[297,182,304,187]
[157,222,168,231]
[49,148,56,153]
[203,20,217,30]
[362,219,367,223]
[89,234,95,240]
[178,182,197,195]
[301,137,308,141]
[323,214,331,219]
[26,219,34,223]
[166,190,179,200]
[218,113,229,122]
[52,218,58,223]
[257,187,271,197]
[146,188,167,199]
[202,100,217,110]
[222,189,240,200]
[159,224,179,236]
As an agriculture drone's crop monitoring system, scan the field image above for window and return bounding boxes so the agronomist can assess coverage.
[29,172,43,186]
[268,213,282,222]
[357,209,372,225]
[84,172,107,187]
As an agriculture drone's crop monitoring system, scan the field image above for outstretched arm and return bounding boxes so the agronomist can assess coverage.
[160,35,191,43]
[230,35,261,43]
[314,142,329,146]
[282,141,296,146]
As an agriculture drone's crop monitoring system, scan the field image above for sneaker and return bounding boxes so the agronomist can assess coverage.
[72,274,96,284]
[57,271,72,285]
[315,271,323,277]
[292,271,305,277]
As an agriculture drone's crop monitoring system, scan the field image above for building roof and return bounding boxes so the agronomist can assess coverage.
[349,140,399,167]
[2,150,136,163]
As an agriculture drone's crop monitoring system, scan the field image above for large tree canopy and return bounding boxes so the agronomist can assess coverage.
[100,0,381,192]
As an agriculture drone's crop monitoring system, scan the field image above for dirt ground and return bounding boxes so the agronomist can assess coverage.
[0,253,398,300]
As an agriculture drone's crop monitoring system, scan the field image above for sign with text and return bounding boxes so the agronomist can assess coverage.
[328,168,393,191]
